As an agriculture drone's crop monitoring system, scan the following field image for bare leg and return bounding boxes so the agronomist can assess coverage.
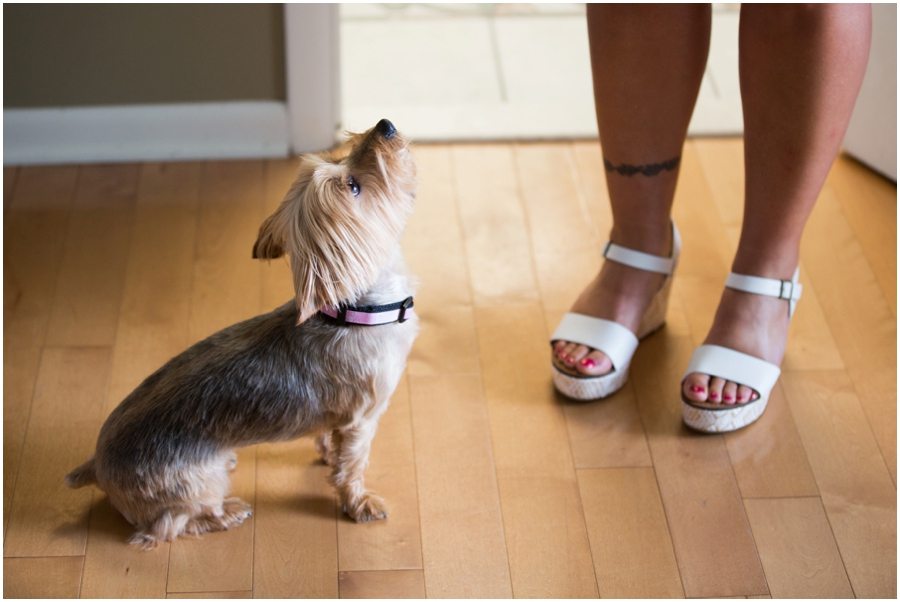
[683,4,872,404]
[554,4,711,376]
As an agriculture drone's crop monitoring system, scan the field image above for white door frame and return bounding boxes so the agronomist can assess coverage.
[284,3,341,154]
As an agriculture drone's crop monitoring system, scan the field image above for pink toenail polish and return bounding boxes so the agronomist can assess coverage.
[736,395,744,401]
[724,395,733,401]
[690,385,705,393]
[559,352,567,359]
[710,393,718,399]
[580,358,596,368]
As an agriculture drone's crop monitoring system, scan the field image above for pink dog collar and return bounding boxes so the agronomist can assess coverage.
[320,296,415,326]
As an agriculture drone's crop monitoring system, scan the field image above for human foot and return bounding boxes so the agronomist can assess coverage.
[551,224,676,379]
[552,262,666,376]
[682,272,798,407]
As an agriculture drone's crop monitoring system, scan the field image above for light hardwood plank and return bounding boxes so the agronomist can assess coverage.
[4,347,111,557]
[452,144,540,305]
[3,556,83,599]
[514,143,602,312]
[338,569,426,599]
[164,159,265,593]
[403,145,480,378]
[251,159,340,597]
[562,378,653,469]
[189,160,264,343]
[80,495,170,599]
[45,164,139,346]
[475,304,597,597]
[407,305,481,377]
[168,592,251,599]
[577,467,684,598]
[338,375,423,571]
[105,162,201,415]
[403,144,471,309]
[781,370,896,598]
[781,266,846,372]
[571,140,612,239]
[524,141,657,472]
[723,382,818,499]
[639,146,768,597]
[252,439,338,598]
[409,374,511,598]
[801,185,897,483]
[827,154,896,314]
[631,333,769,598]
[3,166,77,536]
[670,143,734,279]
[744,497,853,598]
[166,447,256,594]
[83,162,200,598]
[693,137,745,228]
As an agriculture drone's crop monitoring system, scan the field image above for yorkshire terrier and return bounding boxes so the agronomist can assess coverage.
[65,119,419,549]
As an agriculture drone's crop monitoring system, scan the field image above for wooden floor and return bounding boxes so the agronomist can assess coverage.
[3,139,896,598]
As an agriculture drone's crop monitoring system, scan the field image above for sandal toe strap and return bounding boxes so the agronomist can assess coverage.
[551,313,638,371]
[683,344,781,398]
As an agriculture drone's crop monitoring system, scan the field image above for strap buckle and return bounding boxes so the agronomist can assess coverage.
[779,280,794,301]
[335,304,348,326]
[398,296,414,323]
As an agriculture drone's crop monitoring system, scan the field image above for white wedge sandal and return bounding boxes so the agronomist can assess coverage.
[550,222,681,401]
[681,267,802,433]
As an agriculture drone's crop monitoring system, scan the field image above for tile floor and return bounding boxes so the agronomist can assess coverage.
[340,3,743,140]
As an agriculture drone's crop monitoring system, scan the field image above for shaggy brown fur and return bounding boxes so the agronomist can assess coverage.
[65,119,419,549]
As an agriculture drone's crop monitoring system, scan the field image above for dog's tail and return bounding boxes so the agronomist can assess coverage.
[65,456,97,488]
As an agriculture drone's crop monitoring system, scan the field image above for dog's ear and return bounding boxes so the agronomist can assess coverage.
[252,210,286,260]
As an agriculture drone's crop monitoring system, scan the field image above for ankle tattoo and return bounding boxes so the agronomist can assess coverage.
[604,156,681,177]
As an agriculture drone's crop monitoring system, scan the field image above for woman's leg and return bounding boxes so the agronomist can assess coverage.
[683,4,872,404]
[555,4,711,376]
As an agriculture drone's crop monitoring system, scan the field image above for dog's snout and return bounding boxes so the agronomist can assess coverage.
[376,119,396,139]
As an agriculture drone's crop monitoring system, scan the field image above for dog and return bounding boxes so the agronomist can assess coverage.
[65,119,419,549]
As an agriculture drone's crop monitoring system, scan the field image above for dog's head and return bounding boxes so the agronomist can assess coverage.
[253,119,417,323]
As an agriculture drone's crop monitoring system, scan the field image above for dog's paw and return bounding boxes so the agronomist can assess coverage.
[221,497,253,528]
[127,531,162,551]
[344,493,388,523]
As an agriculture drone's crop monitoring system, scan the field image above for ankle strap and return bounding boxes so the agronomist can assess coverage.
[726,267,802,318]
[602,221,681,276]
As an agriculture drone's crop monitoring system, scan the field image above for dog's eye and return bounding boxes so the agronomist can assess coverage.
[348,176,360,197]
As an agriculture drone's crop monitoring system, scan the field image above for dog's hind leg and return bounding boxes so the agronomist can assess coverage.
[329,418,387,522]
[128,510,192,550]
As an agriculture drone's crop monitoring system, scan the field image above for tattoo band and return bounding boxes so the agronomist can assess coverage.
[604,156,681,177]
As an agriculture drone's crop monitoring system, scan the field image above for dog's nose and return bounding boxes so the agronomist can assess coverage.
[376,119,396,139]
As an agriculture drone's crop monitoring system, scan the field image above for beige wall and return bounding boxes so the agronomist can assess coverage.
[4,4,285,108]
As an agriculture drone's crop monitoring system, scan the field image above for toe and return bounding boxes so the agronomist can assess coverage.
[722,381,738,405]
[558,342,580,367]
[683,373,711,402]
[736,384,754,405]
[708,377,726,403]
[575,349,613,376]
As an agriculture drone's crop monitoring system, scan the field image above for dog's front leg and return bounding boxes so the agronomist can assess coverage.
[328,418,387,522]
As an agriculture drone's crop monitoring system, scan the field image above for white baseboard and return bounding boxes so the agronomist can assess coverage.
[3,101,291,165]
